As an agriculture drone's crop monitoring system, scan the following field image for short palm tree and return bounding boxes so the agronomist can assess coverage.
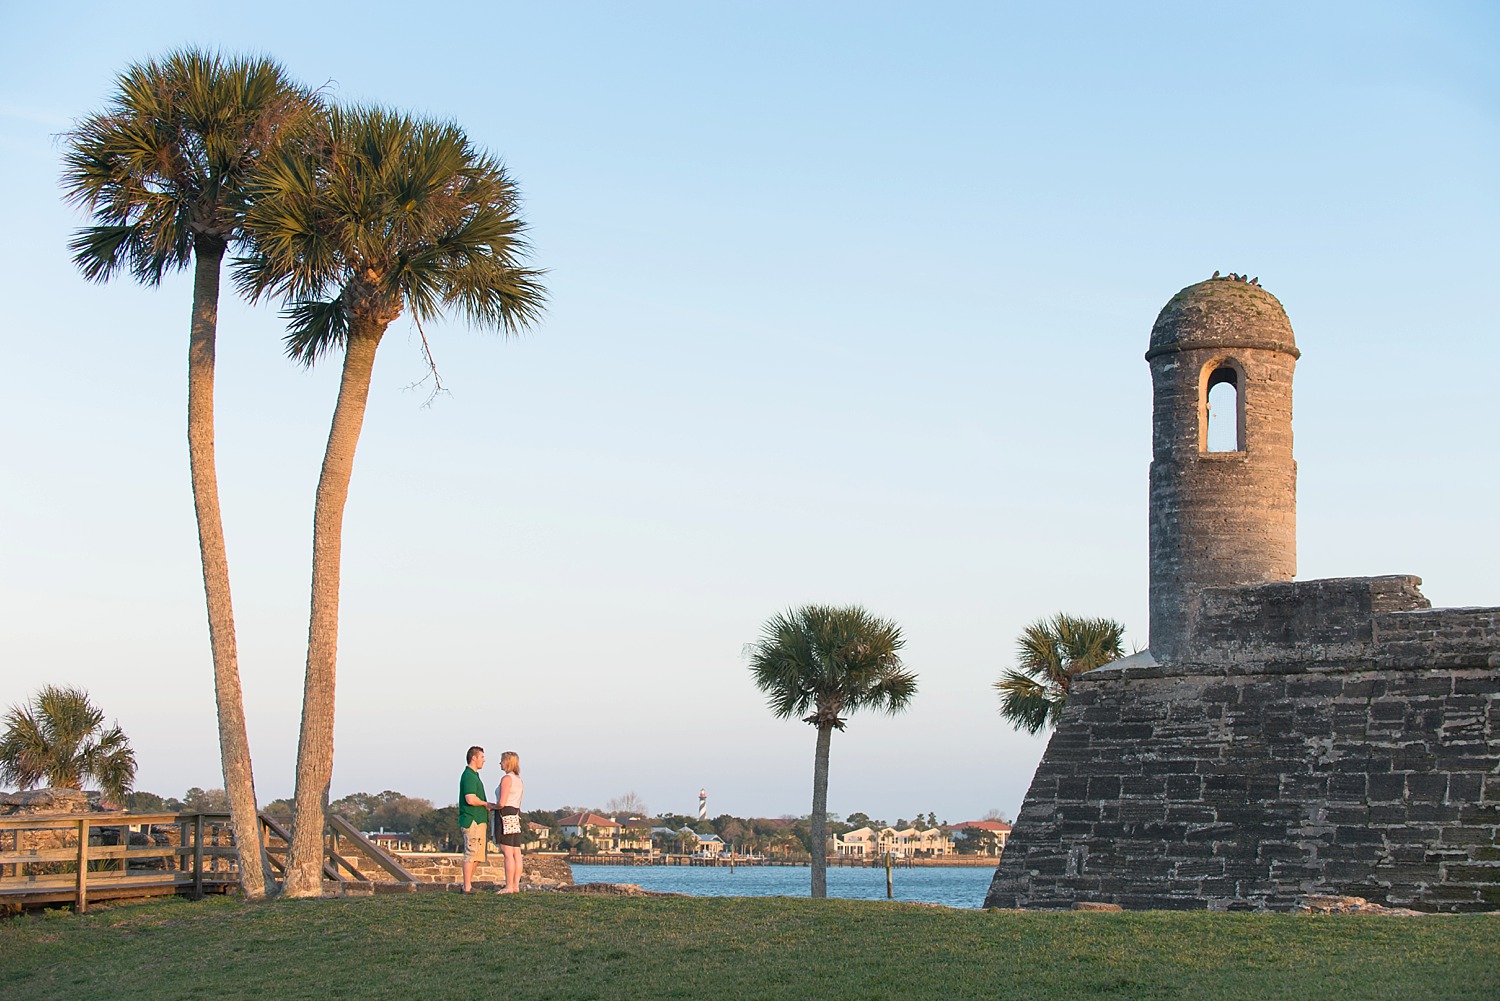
[995,613,1125,734]
[236,106,546,897]
[0,686,137,805]
[747,604,917,898]
[60,49,315,900]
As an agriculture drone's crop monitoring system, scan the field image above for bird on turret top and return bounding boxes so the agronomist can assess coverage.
[1250,277,1260,286]
[1212,270,1220,279]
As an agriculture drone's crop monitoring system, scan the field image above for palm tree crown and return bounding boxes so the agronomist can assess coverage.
[0,686,137,805]
[236,105,546,360]
[995,613,1125,734]
[61,48,314,279]
[749,604,917,728]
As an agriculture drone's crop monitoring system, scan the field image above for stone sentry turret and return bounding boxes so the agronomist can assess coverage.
[1146,278,1298,661]
[982,274,1500,913]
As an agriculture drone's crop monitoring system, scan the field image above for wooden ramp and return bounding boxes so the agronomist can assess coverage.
[260,812,424,895]
[2,809,422,912]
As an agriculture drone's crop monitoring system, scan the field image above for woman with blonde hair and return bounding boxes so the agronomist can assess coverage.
[494,751,525,893]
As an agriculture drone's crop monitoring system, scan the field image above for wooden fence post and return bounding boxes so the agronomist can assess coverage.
[75,817,89,913]
[193,814,205,900]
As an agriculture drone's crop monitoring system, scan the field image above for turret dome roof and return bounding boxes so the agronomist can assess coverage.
[1147,278,1298,360]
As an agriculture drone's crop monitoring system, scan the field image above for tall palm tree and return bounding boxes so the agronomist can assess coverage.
[237,106,546,897]
[0,686,137,805]
[747,604,917,898]
[994,613,1125,734]
[60,50,315,900]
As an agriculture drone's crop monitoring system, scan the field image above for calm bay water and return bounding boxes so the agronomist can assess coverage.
[570,863,995,909]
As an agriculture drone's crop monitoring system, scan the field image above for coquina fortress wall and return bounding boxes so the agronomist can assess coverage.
[984,278,1500,912]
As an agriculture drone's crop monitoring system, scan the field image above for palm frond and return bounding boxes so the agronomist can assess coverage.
[869,668,919,715]
[80,724,137,804]
[1015,617,1066,683]
[68,225,137,283]
[994,670,1053,735]
[282,297,349,365]
[0,704,48,789]
[441,261,548,331]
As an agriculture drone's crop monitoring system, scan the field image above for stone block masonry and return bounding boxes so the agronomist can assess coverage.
[984,578,1500,912]
[394,851,573,889]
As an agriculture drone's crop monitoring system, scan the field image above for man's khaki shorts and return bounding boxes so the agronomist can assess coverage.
[463,822,487,862]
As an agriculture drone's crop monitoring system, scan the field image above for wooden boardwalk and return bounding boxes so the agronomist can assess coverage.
[0,811,240,913]
[0,810,424,913]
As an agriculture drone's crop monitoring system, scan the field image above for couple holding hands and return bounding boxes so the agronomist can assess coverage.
[458,745,525,894]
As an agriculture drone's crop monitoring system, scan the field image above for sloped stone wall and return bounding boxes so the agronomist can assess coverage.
[985,580,1500,913]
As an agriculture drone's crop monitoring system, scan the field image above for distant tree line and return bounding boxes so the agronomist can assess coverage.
[113,790,1000,856]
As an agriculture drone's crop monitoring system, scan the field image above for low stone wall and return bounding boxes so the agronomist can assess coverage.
[985,579,1500,913]
[394,851,573,889]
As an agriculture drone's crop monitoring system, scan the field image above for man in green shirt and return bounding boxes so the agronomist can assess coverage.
[459,746,498,893]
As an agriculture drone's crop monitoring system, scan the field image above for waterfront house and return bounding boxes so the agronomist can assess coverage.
[610,813,654,853]
[832,827,878,857]
[524,822,551,852]
[831,826,954,858]
[557,811,624,851]
[899,827,954,856]
[364,830,415,852]
[692,833,726,856]
[949,820,1011,855]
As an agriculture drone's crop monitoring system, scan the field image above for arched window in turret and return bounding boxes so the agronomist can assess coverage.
[1202,359,1245,453]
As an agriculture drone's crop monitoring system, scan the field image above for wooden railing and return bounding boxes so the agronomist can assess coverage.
[0,811,240,913]
[1,809,423,912]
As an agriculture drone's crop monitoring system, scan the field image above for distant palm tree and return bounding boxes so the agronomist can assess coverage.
[60,50,315,901]
[995,613,1125,734]
[747,604,917,898]
[0,686,137,805]
[237,106,547,897]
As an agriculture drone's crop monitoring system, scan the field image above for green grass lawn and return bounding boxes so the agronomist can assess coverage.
[2,893,1496,1000]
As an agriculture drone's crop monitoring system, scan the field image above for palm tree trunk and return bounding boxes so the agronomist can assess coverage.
[283,327,383,898]
[809,722,832,898]
[187,241,269,901]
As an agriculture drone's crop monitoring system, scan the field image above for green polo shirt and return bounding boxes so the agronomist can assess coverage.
[459,766,487,828]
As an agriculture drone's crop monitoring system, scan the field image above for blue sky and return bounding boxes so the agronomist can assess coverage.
[2,2,1496,823]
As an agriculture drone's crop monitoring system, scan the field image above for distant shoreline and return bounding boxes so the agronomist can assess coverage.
[564,854,998,869]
